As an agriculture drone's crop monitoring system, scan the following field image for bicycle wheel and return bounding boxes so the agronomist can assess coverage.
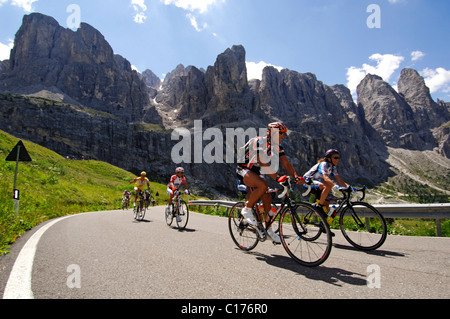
[340,202,387,251]
[176,200,189,230]
[279,204,332,267]
[138,201,146,221]
[165,204,174,226]
[133,205,138,220]
[296,203,328,242]
[228,202,259,251]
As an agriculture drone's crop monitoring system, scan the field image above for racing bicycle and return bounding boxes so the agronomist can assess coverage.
[228,177,333,267]
[133,191,146,222]
[165,190,190,230]
[303,185,387,251]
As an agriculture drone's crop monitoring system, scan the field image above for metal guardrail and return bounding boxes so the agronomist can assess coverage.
[189,200,450,237]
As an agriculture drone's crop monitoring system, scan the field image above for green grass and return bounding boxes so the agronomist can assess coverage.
[0,129,184,255]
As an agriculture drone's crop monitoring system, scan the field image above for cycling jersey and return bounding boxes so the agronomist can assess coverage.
[134,177,149,191]
[238,136,285,171]
[304,162,339,182]
[168,175,187,190]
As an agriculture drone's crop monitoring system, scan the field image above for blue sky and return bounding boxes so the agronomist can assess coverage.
[1,0,449,102]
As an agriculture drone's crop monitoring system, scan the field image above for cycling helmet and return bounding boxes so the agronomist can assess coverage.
[176,167,185,173]
[268,122,288,134]
[325,149,340,159]
[140,171,147,176]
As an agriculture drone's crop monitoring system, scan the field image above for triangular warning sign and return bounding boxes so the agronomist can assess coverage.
[5,141,32,162]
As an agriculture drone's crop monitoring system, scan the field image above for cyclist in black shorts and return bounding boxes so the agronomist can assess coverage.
[236,122,304,243]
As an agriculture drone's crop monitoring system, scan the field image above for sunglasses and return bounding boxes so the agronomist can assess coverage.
[332,156,340,160]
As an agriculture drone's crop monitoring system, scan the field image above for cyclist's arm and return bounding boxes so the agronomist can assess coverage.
[335,175,349,188]
[280,155,301,182]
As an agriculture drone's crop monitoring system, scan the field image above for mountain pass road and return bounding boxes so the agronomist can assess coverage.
[1,207,449,299]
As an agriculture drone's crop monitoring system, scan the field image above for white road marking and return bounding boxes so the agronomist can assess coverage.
[2,214,89,299]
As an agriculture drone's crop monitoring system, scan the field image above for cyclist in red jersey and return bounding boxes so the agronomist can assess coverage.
[166,167,189,215]
[236,122,304,243]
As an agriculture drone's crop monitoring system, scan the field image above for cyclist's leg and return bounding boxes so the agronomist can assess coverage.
[133,187,138,204]
[167,187,174,206]
[318,180,333,206]
[243,171,268,209]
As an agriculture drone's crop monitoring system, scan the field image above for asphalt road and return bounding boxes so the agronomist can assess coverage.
[1,206,449,299]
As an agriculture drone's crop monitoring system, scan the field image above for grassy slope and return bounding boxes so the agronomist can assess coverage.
[0,130,176,254]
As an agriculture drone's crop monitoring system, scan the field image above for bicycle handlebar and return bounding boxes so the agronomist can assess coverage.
[302,179,313,197]
[336,185,368,201]
[278,177,292,199]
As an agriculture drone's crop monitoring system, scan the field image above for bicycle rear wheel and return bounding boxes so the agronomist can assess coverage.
[228,202,259,251]
[279,204,332,267]
[176,201,189,230]
[340,202,387,251]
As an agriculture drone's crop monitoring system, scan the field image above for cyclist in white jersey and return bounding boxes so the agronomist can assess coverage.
[303,149,349,213]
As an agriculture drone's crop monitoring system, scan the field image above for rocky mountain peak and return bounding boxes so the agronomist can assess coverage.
[398,68,449,129]
[1,12,159,123]
[0,13,449,198]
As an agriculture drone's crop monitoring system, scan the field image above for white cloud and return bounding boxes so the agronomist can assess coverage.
[11,0,37,12]
[346,53,404,97]
[131,0,147,23]
[162,0,222,14]
[420,67,450,94]
[246,61,283,81]
[0,0,37,12]
[133,12,147,23]
[411,51,425,62]
[186,13,207,32]
[0,39,14,61]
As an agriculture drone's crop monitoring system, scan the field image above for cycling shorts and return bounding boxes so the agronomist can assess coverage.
[236,165,262,183]
[134,185,146,193]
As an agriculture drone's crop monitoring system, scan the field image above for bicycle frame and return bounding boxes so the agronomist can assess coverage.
[229,177,333,266]
[251,179,312,241]
[325,186,368,225]
[302,183,387,251]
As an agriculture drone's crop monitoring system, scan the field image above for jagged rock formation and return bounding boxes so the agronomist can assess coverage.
[357,70,450,156]
[0,13,160,124]
[1,12,449,198]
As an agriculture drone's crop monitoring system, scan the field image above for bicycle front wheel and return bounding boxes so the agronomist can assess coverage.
[340,202,387,251]
[165,204,174,226]
[139,201,146,221]
[228,202,259,251]
[279,204,332,267]
[176,201,189,230]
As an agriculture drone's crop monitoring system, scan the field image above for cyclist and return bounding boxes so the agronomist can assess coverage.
[303,149,350,213]
[144,189,152,208]
[166,167,189,215]
[236,122,304,243]
[130,171,151,207]
[122,190,131,209]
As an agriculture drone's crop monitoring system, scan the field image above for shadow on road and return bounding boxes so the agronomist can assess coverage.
[249,251,367,287]
[332,243,407,258]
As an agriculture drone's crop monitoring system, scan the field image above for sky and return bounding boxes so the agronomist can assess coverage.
[0,0,449,102]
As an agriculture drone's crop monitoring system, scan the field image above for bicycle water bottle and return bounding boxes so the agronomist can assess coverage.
[328,205,338,223]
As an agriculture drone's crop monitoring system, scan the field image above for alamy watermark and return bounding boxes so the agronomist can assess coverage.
[171,120,282,174]
[66,4,81,30]
[367,264,381,289]
[367,4,381,29]
[67,264,81,289]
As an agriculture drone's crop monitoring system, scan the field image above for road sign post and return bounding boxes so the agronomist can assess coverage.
[5,141,32,217]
